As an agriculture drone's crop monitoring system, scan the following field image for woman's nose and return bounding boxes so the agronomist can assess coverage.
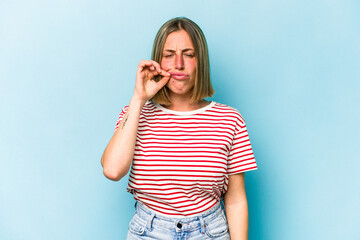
[175,54,184,70]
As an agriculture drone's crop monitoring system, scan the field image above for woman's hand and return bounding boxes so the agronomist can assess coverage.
[102,60,170,181]
[133,60,171,101]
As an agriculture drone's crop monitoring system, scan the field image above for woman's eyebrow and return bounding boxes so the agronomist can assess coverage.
[163,48,194,52]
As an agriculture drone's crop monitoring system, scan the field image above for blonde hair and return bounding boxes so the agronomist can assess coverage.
[151,17,215,105]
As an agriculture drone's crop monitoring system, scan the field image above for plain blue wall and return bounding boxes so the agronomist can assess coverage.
[1,0,359,239]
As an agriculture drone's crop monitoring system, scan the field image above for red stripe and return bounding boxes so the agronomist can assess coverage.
[129,176,224,183]
[137,134,233,142]
[234,139,251,145]
[132,163,226,169]
[138,128,233,134]
[139,124,235,131]
[136,139,230,146]
[128,183,214,198]
[132,159,226,165]
[228,161,256,169]
[236,152,254,158]
[138,130,234,137]
[229,156,256,164]
[136,136,233,142]
[131,168,226,174]
[129,171,226,179]
[135,146,229,153]
[133,154,227,159]
[230,144,252,152]
[128,178,224,188]
[229,152,254,159]
[139,116,238,122]
[228,165,258,174]
[139,120,237,126]
[135,149,228,154]
[135,145,228,149]
[134,150,228,157]
[128,181,219,193]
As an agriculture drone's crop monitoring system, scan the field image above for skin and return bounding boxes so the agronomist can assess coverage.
[100,29,248,239]
[224,173,249,239]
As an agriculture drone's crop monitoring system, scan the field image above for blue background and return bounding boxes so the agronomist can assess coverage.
[1,0,359,239]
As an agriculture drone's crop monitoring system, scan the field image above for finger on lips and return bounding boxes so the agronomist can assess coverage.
[138,60,170,77]
[160,70,171,77]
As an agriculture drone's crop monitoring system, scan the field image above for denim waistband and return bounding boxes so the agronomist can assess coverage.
[133,201,224,233]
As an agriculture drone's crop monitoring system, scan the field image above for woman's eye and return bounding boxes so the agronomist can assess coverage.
[163,53,194,58]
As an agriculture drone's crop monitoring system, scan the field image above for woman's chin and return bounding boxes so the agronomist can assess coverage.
[166,81,194,96]
[168,89,191,96]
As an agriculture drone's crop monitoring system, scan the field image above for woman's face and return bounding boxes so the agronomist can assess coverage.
[160,30,197,97]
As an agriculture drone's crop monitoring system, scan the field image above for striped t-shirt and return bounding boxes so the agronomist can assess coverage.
[114,101,257,217]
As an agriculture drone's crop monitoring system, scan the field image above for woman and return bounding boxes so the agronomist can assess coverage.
[101,17,257,239]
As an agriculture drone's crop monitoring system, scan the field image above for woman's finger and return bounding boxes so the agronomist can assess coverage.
[159,69,171,77]
[136,60,169,83]
[149,60,162,73]
[137,60,155,73]
[156,75,171,89]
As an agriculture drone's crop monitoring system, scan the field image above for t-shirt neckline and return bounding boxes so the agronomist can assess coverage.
[153,101,215,115]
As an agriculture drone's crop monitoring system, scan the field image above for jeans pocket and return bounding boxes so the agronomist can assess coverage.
[128,215,147,236]
[205,213,229,238]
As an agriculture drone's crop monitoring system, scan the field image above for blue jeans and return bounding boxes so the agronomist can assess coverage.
[126,201,230,240]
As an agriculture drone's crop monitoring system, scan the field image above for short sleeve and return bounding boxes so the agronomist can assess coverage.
[227,116,257,175]
[114,105,129,133]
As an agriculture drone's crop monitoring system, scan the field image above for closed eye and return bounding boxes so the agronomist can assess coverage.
[162,51,195,58]
[163,54,174,58]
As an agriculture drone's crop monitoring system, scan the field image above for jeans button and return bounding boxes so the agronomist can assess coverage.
[177,222,182,228]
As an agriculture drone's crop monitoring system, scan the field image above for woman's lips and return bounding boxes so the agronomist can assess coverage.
[170,72,189,80]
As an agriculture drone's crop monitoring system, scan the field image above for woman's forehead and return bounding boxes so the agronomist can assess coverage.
[163,30,194,50]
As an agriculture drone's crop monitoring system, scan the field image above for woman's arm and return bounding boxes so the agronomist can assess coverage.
[224,173,249,239]
[101,97,146,181]
[100,60,170,181]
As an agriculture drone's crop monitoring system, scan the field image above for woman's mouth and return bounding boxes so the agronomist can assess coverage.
[170,72,189,80]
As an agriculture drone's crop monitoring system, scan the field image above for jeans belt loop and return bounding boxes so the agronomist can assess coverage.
[199,215,205,234]
[146,212,155,231]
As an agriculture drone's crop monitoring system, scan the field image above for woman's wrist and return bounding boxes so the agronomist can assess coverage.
[130,96,147,108]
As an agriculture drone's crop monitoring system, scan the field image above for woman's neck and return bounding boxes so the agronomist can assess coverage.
[164,94,209,111]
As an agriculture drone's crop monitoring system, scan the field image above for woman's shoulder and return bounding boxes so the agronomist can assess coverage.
[210,102,247,126]
[211,101,245,121]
